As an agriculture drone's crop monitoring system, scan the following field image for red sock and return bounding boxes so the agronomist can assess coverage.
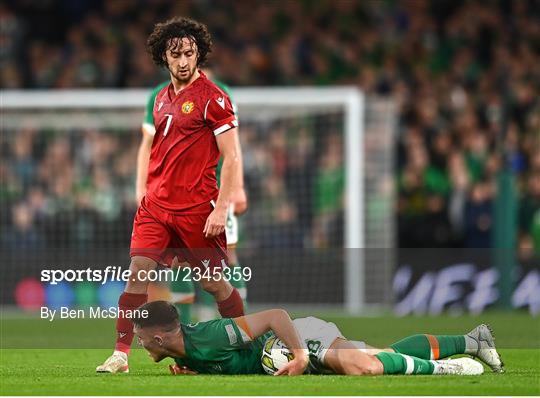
[114,292,148,354]
[217,288,244,318]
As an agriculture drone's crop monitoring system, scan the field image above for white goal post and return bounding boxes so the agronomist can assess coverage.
[2,87,367,313]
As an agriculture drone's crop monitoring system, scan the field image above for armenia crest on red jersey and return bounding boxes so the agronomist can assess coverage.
[181,101,195,114]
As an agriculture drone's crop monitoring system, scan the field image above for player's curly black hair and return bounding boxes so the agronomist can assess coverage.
[147,17,212,68]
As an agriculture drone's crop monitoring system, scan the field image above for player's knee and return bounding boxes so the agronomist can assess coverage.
[129,257,157,278]
[130,256,156,269]
[350,363,378,376]
[344,356,381,376]
[362,361,381,376]
[343,360,363,376]
[362,356,384,375]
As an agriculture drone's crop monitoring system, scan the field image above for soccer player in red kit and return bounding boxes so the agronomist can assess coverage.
[97,17,245,373]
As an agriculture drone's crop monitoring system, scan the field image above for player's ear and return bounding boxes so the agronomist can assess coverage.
[154,335,164,346]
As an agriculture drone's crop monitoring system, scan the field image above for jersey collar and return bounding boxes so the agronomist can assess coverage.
[167,70,206,101]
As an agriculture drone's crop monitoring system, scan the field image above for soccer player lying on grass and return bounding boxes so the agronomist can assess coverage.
[132,301,504,376]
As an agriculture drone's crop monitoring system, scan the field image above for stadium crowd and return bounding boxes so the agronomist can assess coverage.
[1,0,539,253]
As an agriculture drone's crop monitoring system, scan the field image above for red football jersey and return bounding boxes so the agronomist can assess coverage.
[146,71,238,212]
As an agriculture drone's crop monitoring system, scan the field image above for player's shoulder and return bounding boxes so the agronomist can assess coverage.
[182,319,235,343]
[183,318,231,330]
[199,74,230,100]
[147,81,170,113]
[212,79,233,98]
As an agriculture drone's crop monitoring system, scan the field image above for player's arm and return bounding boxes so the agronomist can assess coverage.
[204,127,242,238]
[234,310,309,376]
[230,134,247,215]
[136,128,154,205]
[211,79,248,215]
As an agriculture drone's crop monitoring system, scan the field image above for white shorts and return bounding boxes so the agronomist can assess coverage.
[293,317,344,374]
[225,205,238,245]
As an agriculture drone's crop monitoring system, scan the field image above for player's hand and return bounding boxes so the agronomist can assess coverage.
[231,188,248,215]
[169,364,197,375]
[204,207,227,238]
[274,355,309,376]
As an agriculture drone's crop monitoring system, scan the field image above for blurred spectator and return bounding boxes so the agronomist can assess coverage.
[285,128,315,233]
[1,203,45,250]
[312,134,344,247]
[519,172,540,254]
[448,151,470,242]
[261,202,304,248]
[464,180,494,248]
[10,130,36,191]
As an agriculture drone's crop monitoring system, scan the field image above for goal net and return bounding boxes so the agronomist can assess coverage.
[1,88,396,313]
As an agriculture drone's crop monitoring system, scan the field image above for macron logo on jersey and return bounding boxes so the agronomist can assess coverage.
[216,97,225,109]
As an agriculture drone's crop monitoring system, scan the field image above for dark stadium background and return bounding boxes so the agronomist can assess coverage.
[1,0,539,313]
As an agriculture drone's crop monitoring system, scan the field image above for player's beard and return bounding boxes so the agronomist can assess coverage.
[172,64,196,84]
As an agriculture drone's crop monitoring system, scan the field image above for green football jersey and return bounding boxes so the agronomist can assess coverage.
[174,318,272,375]
[142,79,235,182]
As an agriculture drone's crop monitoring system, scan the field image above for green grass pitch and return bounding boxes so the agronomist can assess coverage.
[1,312,539,395]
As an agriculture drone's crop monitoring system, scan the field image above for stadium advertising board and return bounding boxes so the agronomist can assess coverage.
[394,249,539,315]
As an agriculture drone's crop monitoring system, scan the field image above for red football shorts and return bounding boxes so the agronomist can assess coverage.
[130,197,228,271]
